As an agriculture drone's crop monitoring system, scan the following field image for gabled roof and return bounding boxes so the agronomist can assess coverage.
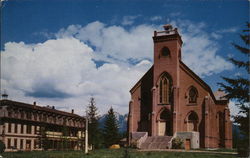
[179,61,228,105]
[130,66,153,93]
[0,99,85,119]
[129,61,228,105]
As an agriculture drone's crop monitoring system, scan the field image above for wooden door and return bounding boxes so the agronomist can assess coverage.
[158,121,166,136]
[185,139,191,150]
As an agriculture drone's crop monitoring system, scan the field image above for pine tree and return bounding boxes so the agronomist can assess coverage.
[86,97,102,149]
[218,22,249,156]
[103,107,120,147]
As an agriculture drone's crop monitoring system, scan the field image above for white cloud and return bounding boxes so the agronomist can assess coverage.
[56,21,160,64]
[1,20,234,115]
[121,15,139,26]
[228,101,238,117]
[1,37,151,115]
[150,16,162,21]
[218,27,238,33]
[170,20,234,77]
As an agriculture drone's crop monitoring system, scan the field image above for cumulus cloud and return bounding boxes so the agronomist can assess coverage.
[1,37,151,114]
[56,21,159,64]
[170,20,234,77]
[1,20,234,115]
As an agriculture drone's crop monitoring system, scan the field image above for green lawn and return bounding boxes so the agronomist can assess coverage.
[1,148,237,158]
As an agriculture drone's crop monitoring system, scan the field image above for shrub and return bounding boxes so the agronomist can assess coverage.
[0,140,5,153]
[171,137,184,149]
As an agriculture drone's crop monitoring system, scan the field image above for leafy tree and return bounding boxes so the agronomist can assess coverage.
[40,126,49,150]
[61,123,70,150]
[103,107,120,147]
[86,97,103,149]
[0,140,5,153]
[218,22,249,156]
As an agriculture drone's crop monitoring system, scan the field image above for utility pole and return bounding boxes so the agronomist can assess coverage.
[85,112,88,154]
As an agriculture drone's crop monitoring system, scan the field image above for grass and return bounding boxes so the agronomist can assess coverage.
[1,148,237,158]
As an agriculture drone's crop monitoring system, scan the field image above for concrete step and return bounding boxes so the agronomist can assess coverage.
[140,136,172,149]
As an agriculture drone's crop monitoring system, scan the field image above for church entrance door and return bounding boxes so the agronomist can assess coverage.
[158,121,166,136]
[158,108,172,136]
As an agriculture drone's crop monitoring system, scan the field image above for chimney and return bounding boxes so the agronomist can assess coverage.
[71,109,74,114]
[1,90,8,100]
[52,106,55,109]
[33,101,36,106]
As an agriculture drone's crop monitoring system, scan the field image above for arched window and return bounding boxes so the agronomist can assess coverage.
[188,112,198,121]
[189,86,198,103]
[159,74,172,104]
[161,47,170,57]
[186,111,199,131]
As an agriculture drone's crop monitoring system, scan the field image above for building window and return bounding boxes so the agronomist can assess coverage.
[8,123,12,133]
[35,126,40,134]
[34,114,37,121]
[14,124,18,133]
[8,111,12,117]
[21,111,24,118]
[43,114,47,122]
[27,125,31,134]
[7,138,11,149]
[161,47,170,57]
[186,111,199,131]
[20,139,23,149]
[39,114,42,121]
[26,112,32,119]
[14,139,17,148]
[26,140,31,150]
[34,140,37,149]
[21,124,24,134]
[159,74,172,104]
[189,87,198,103]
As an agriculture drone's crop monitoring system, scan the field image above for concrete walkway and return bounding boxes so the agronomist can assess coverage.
[138,149,237,155]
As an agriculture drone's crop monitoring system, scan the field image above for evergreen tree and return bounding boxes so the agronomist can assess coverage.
[218,22,249,156]
[86,97,102,149]
[103,107,120,147]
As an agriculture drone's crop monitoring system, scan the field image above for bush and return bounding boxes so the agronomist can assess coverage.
[171,137,184,149]
[0,140,5,153]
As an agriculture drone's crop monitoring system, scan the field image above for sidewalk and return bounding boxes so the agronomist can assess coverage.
[138,149,237,155]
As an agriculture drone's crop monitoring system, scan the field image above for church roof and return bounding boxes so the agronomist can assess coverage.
[179,61,228,105]
[130,61,228,105]
[130,66,153,93]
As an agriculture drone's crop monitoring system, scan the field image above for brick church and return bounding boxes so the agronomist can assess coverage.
[128,24,232,149]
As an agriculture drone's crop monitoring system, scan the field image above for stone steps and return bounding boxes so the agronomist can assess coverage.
[140,136,172,149]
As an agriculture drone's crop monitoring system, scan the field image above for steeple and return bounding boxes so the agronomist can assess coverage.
[153,24,183,62]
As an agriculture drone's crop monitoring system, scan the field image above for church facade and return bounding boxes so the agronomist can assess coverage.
[128,25,232,149]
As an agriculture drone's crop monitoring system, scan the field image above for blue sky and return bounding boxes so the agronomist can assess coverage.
[1,0,249,115]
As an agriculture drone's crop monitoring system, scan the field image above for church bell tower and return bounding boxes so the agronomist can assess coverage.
[150,24,183,136]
